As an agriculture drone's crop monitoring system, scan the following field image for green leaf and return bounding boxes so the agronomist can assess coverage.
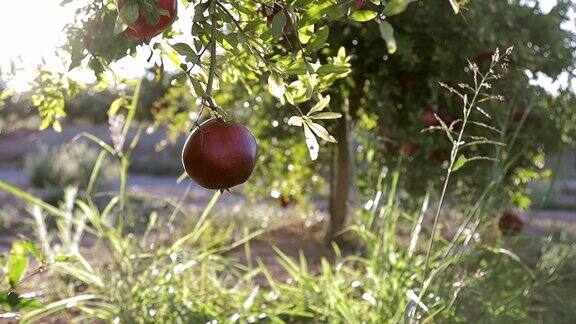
[452,155,468,171]
[288,116,304,127]
[307,121,337,143]
[193,39,204,52]
[0,89,14,106]
[310,112,342,120]
[119,0,140,26]
[0,291,20,310]
[139,0,161,27]
[285,61,312,75]
[383,0,416,16]
[298,24,315,44]
[448,0,460,14]
[243,20,263,33]
[286,80,309,104]
[379,20,397,54]
[114,17,129,36]
[189,77,206,97]
[39,118,51,131]
[302,73,318,100]
[268,72,285,99]
[317,64,350,76]
[303,123,320,161]
[307,26,329,52]
[300,2,333,27]
[52,120,62,133]
[109,97,127,116]
[0,278,43,311]
[172,43,198,62]
[308,95,331,115]
[271,12,287,41]
[293,0,316,7]
[350,10,377,22]
[7,254,29,287]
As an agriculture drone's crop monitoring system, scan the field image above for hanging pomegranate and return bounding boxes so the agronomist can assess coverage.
[182,119,258,190]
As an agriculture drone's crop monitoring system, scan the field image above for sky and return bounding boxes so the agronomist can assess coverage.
[0,0,573,93]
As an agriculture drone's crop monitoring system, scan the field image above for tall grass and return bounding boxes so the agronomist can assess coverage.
[0,79,266,322]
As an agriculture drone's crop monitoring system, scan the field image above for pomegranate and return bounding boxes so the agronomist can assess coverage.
[400,141,417,157]
[474,50,494,63]
[420,111,439,126]
[182,119,258,190]
[279,194,293,208]
[353,0,367,10]
[262,2,293,34]
[443,115,461,131]
[429,148,449,162]
[119,0,178,41]
[498,211,524,236]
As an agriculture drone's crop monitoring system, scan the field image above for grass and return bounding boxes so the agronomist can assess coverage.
[1,59,576,322]
[2,151,574,323]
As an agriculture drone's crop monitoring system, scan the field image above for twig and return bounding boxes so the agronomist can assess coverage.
[18,265,48,286]
[203,2,218,112]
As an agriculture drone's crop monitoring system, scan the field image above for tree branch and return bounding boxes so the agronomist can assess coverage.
[204,2,218,111]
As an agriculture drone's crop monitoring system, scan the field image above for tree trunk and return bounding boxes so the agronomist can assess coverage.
[326,78,364,244]
[326,107,352,244]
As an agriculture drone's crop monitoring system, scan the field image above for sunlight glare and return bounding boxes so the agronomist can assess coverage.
[0,0,571,93]
[0,1,81,91]
[0,1,192,92]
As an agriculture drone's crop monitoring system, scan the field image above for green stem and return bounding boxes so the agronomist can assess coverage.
[118,78,143,210]
[423,63,492,277]
[119,153,130,211]
[0,180,64,218]
[204,3,218,111]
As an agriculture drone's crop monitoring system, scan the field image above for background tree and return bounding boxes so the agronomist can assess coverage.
[219,0,575,242]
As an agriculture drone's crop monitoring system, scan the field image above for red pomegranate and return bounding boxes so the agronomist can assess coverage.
[119,0,178,41]
[420,111,439,126]
[353,0,367,10]
[429,148,449,162]
[443,115,461,131]
[279,194,293,208]
[400,141,417,157]
[498,211,524,236]
[182,119,258,190]
[262,2,293,34]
